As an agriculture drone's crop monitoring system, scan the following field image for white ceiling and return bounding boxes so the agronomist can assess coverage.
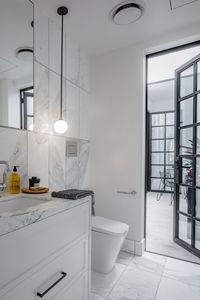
[170,0,198,9]
[48,0,200,55]
[0,0,33,81]
[1,0,199,69]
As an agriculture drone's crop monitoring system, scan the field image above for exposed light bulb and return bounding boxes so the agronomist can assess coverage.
[54,119,68,134]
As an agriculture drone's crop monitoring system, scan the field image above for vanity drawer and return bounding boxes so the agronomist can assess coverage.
[0,201,90,290]
[1,238,88,300]
[57,274,88,300]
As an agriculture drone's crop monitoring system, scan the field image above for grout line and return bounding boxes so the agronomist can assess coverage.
[105,261,131,299]
[161,272,200,289]
[34,59,90,94]
[153,257,168,300]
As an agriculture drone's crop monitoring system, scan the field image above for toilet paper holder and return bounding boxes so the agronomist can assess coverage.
[117,190,136,195]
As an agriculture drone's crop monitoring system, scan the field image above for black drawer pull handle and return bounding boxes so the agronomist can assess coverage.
[37,272,67,298]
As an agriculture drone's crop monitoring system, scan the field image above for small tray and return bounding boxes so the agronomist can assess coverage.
[22,187,49,194]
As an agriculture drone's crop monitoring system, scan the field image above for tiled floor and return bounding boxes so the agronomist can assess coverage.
[146,192,200,264]
[91,251,200,300]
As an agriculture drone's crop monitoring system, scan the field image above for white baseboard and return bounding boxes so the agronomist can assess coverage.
[121,238,145,256]
[121,238,135,253]
[134,238,145,256]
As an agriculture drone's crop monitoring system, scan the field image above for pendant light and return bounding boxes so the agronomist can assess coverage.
[54,6,69,134]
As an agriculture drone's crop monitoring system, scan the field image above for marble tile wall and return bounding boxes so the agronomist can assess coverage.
[0,0,90,191]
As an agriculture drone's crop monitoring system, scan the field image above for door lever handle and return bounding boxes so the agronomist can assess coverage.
[175,157,180,170]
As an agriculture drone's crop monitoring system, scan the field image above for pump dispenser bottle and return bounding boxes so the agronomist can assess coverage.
[10,166,20,194]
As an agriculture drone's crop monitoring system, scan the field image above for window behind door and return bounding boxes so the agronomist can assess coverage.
[20,87,34,130]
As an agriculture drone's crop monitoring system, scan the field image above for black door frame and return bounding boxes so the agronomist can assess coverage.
[174,53,200,257]
[144,40,200,257]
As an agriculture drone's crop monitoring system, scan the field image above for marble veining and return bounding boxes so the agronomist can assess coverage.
[0,128,28,189]
[92,251,200,300]
[78,140,90,189]
[28,131,49,187]
[48,135,66,190]
[34,62,49,133]
[0,193,90,237]
[65,155,79,189]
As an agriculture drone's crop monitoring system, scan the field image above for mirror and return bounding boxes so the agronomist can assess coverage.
[0,0,34,131]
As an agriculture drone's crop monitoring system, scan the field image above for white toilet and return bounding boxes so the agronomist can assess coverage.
[91,216,129,274]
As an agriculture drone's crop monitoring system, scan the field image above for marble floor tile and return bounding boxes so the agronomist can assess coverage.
[129,252,167,275]
[108,264,161,300]
[155,276,200,300]
[163,257,200,287]
[117,251,134,266]
[91,293,106,300]
[91,263,126,298]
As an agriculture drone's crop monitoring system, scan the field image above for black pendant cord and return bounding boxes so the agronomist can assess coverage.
[57,6,68,120]
[60,12,64,120]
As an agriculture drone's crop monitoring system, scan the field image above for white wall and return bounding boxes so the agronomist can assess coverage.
[91,23,200,253]
[0,80,9,125]
[91,45,145,250]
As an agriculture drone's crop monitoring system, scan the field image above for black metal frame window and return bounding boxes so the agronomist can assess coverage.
[148,111,175,193]
[20,86,34,130]
[174,53,200,256]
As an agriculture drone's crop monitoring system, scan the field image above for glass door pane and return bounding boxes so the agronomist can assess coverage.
[178,214,191,244]
[180,157,193,185]
[195,221,200,250]
[180,97,193,127]
[175,53,200,257]
[196,158,200,186]
[180,66,193,98]
[195,189,200,219]
[196,125,200,154]
[179,127,193,155]
[179,186,191,215]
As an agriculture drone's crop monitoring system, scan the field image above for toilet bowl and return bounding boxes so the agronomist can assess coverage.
[91,216,129,274]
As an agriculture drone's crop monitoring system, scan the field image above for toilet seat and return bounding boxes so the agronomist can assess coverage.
[92,216,129,237]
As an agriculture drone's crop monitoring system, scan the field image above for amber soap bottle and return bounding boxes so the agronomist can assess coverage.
[10,166,20,194]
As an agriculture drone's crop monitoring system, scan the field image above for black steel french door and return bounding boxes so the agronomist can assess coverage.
[175,53,200,257]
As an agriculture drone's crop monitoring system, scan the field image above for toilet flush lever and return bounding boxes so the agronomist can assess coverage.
[117,190,136,195]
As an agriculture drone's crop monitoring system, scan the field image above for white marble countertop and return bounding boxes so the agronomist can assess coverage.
[0,192,90,237]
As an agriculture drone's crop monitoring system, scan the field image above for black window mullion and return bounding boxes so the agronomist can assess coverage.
[193,61,198,248]
[20,86,34,130]
[24,96,27,130]
[149,111,175,192]
[164,113,167,191]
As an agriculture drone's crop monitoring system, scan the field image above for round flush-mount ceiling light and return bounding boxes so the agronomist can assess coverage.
[16,47,33,61]
[111,1,144,25]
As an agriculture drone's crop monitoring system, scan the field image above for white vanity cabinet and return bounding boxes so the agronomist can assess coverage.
[0,200,91,300]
